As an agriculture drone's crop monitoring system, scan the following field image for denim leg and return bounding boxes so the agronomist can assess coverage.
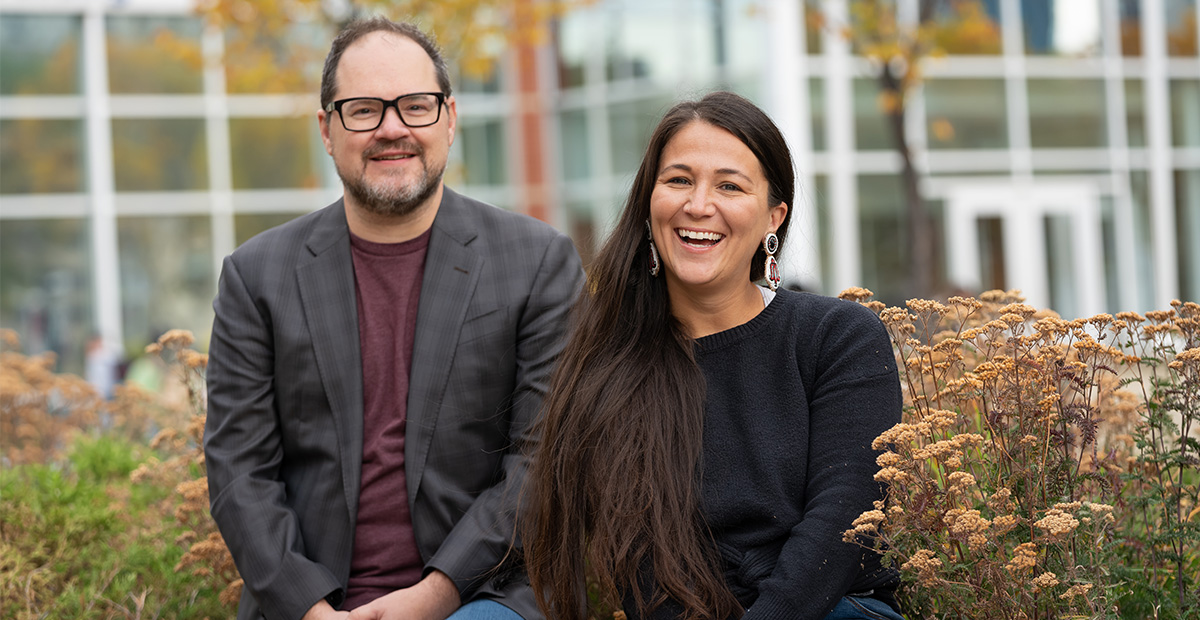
[821,596,905,620]
[446,599,525,620]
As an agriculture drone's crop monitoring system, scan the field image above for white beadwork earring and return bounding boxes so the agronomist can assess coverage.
[763,232,780,291]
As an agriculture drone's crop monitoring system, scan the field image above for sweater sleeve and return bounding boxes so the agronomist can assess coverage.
[743,301,901,620]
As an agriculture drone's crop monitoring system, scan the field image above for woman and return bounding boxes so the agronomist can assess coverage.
[522,92,903,620]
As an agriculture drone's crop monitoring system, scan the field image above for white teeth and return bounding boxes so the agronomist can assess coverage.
[677,229,723,242]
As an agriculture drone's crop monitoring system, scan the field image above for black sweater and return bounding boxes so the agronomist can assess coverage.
[685,289,902,620]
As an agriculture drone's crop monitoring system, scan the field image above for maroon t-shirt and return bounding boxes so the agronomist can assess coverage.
[343,228,430,609]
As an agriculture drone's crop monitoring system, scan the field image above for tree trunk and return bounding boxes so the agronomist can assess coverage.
[880,67,935,299]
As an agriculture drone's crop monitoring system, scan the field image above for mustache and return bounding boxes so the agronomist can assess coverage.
[362,139,423,159]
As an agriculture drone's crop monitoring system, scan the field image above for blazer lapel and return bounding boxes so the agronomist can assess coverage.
[406,188,482,505]
[296,200,365,528]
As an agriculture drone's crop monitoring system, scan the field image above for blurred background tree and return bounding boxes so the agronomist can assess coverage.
[818,0,1001,299]
[165,0,590,93]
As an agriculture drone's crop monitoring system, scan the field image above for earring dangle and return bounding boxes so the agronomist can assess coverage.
[763,232,781,292]
[646,220,661,277]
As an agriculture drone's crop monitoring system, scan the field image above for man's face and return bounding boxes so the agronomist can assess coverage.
[318,31,457,218]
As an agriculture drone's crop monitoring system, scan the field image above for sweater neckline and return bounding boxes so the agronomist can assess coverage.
[694,288,786,351]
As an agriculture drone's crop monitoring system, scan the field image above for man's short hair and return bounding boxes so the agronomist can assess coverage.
[319,17,452,113]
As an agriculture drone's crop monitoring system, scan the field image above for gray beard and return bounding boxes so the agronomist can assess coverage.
[338,156,445,219]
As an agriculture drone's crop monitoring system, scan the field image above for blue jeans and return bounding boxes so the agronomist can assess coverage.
[447,599,524,620]
[821,595,905,620]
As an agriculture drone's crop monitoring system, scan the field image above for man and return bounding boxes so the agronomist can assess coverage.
[204,17,583,620]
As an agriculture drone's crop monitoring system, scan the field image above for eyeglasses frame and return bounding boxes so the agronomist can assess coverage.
[324,92,448,132]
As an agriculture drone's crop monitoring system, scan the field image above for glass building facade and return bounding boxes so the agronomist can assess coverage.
[1,0,1197,374]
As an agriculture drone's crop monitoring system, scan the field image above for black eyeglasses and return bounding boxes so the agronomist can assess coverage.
[325,92,446,131]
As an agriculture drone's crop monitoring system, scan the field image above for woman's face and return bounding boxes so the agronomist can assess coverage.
[648,121,787,298]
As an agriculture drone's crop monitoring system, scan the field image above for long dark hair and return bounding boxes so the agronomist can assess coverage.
[523,91,795,620]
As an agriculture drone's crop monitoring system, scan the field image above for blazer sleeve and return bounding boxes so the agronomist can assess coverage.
[205,254,342,620]
[422,231,584,594]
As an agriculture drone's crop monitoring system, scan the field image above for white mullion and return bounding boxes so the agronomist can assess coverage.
[83,7,123,351]
[204,25,235,278]
[766,0,819,289]
[1101,0,1140,311]
[821,0,860,294]
[586,7,616,235]
[1142,0,1180,308]
[1000,0,1032,180]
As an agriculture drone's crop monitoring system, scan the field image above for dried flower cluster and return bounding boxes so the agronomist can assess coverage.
[838,289,1200,619]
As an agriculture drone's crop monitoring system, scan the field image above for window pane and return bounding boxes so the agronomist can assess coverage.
[1167,0,1198,57]
[117,215,214,352]
[559,109,590,181]
[112,118,208,191]
[224,22,325,94]
[1171,80,1200,147]
[0,15,81,95]
[229,117,319,189]
[855,79,891,151]
[925,79,1008,149]
[857,174,906,304]
[931,0,1003,55]
[1120,0,1142,56]
[1024,0,1102,56]
[1175,170,1200,303]
[106,16,203,94]
[0,218,93,375]
[608,97,672,177]
[1129,170,1157,308]
[604,0,719,84]
[458,120,508,186]
[0,120,86,194]
[1125,79,1146,147]
[235,213,306,247]
[810,79,826,152]
[556,9,591,88]
[1027,79,1107,148]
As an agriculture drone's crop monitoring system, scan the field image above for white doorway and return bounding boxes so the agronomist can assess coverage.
[945,181,1107,318]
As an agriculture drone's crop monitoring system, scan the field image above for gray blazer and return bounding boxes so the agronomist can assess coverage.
[204,188,584,620]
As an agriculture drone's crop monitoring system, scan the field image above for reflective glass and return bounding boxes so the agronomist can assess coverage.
[1128,171,1157,309]
[106,15,203,94]
[604,0,718,84]
[1027,79,1107,148]
[1024,0,1102,56]
[608,97,673,176]
[855,79,892,151]
[229,117,319,190]
[559,109,590,181]
[924,79,1008,149]
[931,0,1003,55]
[1167,0,1198,57]
[1176,170,1200,303]
[0,218,93,375]
[0,120,86,194]
[112,118,208,191]
[224,21,325,94]
[1119,0,1142,56]
[235,213,307,247]
[556,8,591,88]
[0,14,81,95]
[857,174,907,304]
[564,199,598,266]
[1125,80,1146,148]
[810,79,826,152]
[117,215,214,352]
[1170,80,1200,147]
[458,120,508,186]
[805,3,822,55]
